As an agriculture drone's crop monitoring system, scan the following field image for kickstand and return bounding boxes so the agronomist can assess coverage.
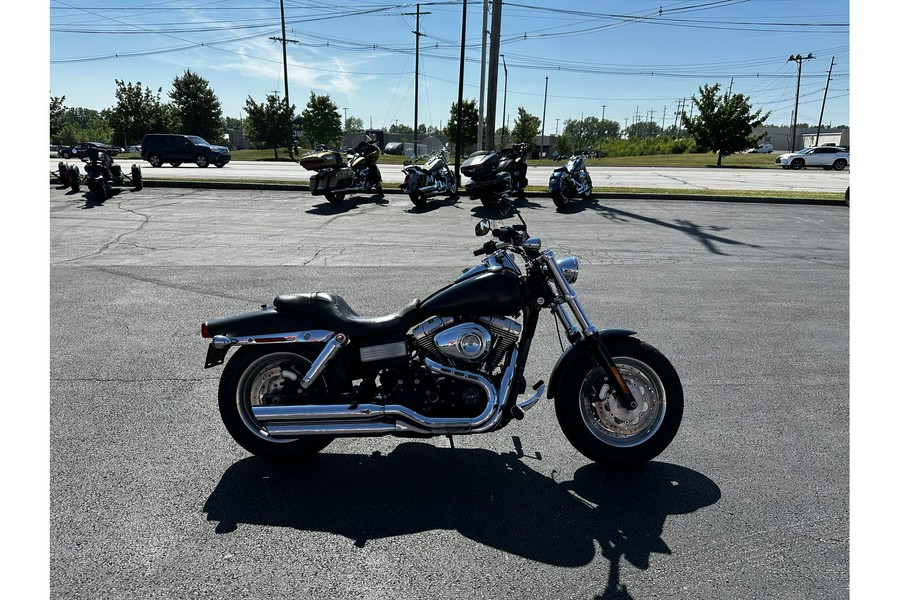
[446,434,455,449]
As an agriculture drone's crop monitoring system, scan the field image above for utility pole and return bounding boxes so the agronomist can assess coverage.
[270,0,298,159]
[540,75,548,157]
[477,0,489,150]
[815,56,835,146]
[788,53,815,152]
[485,0,502,150]
[454,0,469,182]
[402,4,431,155]
[601,104,606,122]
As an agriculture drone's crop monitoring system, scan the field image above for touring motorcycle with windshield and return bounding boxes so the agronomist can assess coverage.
[400,144,457,207]
[300,138,383,204]
[201,209,683,469]
[462,143,530,208]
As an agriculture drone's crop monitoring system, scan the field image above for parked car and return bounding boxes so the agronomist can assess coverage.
[58,142,119,160]
[140,133,231,168]
[775,146,849,171]
[747,143,774,154]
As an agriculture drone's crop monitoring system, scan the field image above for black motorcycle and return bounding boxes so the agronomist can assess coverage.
[202,208,683,469]
[462,143,530,208]
[548,152,593,209]
[60,147,143,202]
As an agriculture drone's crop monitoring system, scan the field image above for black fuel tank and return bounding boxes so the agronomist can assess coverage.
[420,269,523,317]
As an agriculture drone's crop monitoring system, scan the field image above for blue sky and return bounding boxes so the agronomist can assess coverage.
[48,0,850,134]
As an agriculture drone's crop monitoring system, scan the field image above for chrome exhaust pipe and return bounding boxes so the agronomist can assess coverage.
[252,355,517,437]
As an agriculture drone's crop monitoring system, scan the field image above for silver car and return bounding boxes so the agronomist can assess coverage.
[776,146,849,171]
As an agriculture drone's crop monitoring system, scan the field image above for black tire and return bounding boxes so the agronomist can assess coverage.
[169,161,182,168]
[833,159,847,171]
[844,186,849,206]
[554,337,683,469]
[58,162,70,188]
[582,173,593,199]
[147,154,163,168]
[324,190,345,204]
[790,158,804,170]
[196,154,210,168]
[215,162,226,168]
[61,150,72,159]
[218,346,340,460]
[68,165,81,192]
[131,164,143,191]
[410,193,427,207]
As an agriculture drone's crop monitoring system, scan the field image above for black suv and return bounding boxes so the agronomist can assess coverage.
[140,133,231,168]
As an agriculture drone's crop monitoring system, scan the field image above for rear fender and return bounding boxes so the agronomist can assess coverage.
[546,329,636,399]
[202,306,331,368]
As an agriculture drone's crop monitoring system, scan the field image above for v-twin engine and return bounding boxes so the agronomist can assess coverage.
[411,315,522,374]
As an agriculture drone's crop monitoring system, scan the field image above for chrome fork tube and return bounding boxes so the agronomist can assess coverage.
[542,250,597,336]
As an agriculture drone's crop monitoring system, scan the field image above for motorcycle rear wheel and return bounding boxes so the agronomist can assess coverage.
[410,193,428,207]
[554,337,683,469]
[480,194,499,208]
[325,190,345,204]
[218,346,339,460]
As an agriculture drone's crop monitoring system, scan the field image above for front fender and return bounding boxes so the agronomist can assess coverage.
[548,170,565,190]
[546,329,636,399]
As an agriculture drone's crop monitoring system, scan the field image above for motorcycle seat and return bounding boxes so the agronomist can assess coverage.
[273,292,422,338]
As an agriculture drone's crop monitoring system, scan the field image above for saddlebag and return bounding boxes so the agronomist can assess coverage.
[309,167,354,195]
[300,150,343,171]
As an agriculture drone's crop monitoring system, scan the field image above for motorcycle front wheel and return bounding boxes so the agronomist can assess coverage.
[551,180,575,208]
[555,337,683,469]
[218,346,340,460]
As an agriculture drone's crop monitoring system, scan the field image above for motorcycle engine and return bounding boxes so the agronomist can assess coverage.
[377,316,522,418]
[411,316,522,374]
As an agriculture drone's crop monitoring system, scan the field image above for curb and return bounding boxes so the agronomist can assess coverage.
[51,177,848,207]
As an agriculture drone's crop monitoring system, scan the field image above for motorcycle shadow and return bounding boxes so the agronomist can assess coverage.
[406,194,462,214]
[553,196,602,214]
[78,188,122,209]
[306,193,389,215]
[204,442,720,570]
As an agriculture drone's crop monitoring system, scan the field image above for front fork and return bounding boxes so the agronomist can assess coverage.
[541,251,639,409]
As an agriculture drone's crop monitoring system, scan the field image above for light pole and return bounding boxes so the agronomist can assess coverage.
[500,54,508,148]
[788,53,814,152]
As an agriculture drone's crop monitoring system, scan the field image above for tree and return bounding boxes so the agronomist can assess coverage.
[444,98,479,153]
[50,96,66,144]
[389,123,414,134]
[299,92,342,149]
[511,107,541,146]
[224,116,243,130]
[106,80,180,148]
[168,69,223,144]
[345,116,364,132]
[625,120,662,140]
[244,93,297,159]
[681,83,770,166]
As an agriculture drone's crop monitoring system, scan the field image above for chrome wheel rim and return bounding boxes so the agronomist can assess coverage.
[236,353,321,443]
[578,357,666,448]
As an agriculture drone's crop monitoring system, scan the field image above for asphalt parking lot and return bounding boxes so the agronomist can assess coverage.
[49,184,848,599]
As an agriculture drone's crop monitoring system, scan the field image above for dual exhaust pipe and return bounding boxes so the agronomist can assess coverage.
[252,353,545,438]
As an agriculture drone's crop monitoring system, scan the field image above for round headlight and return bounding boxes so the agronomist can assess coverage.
[556,256,579,283]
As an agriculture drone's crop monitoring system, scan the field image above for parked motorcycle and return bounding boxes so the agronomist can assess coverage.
[462,143,530,208]
[301,138,383,204]
[548,153,593,209]
[201,207,683,469]
[400,144,457,207]
[61,147,143,202]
